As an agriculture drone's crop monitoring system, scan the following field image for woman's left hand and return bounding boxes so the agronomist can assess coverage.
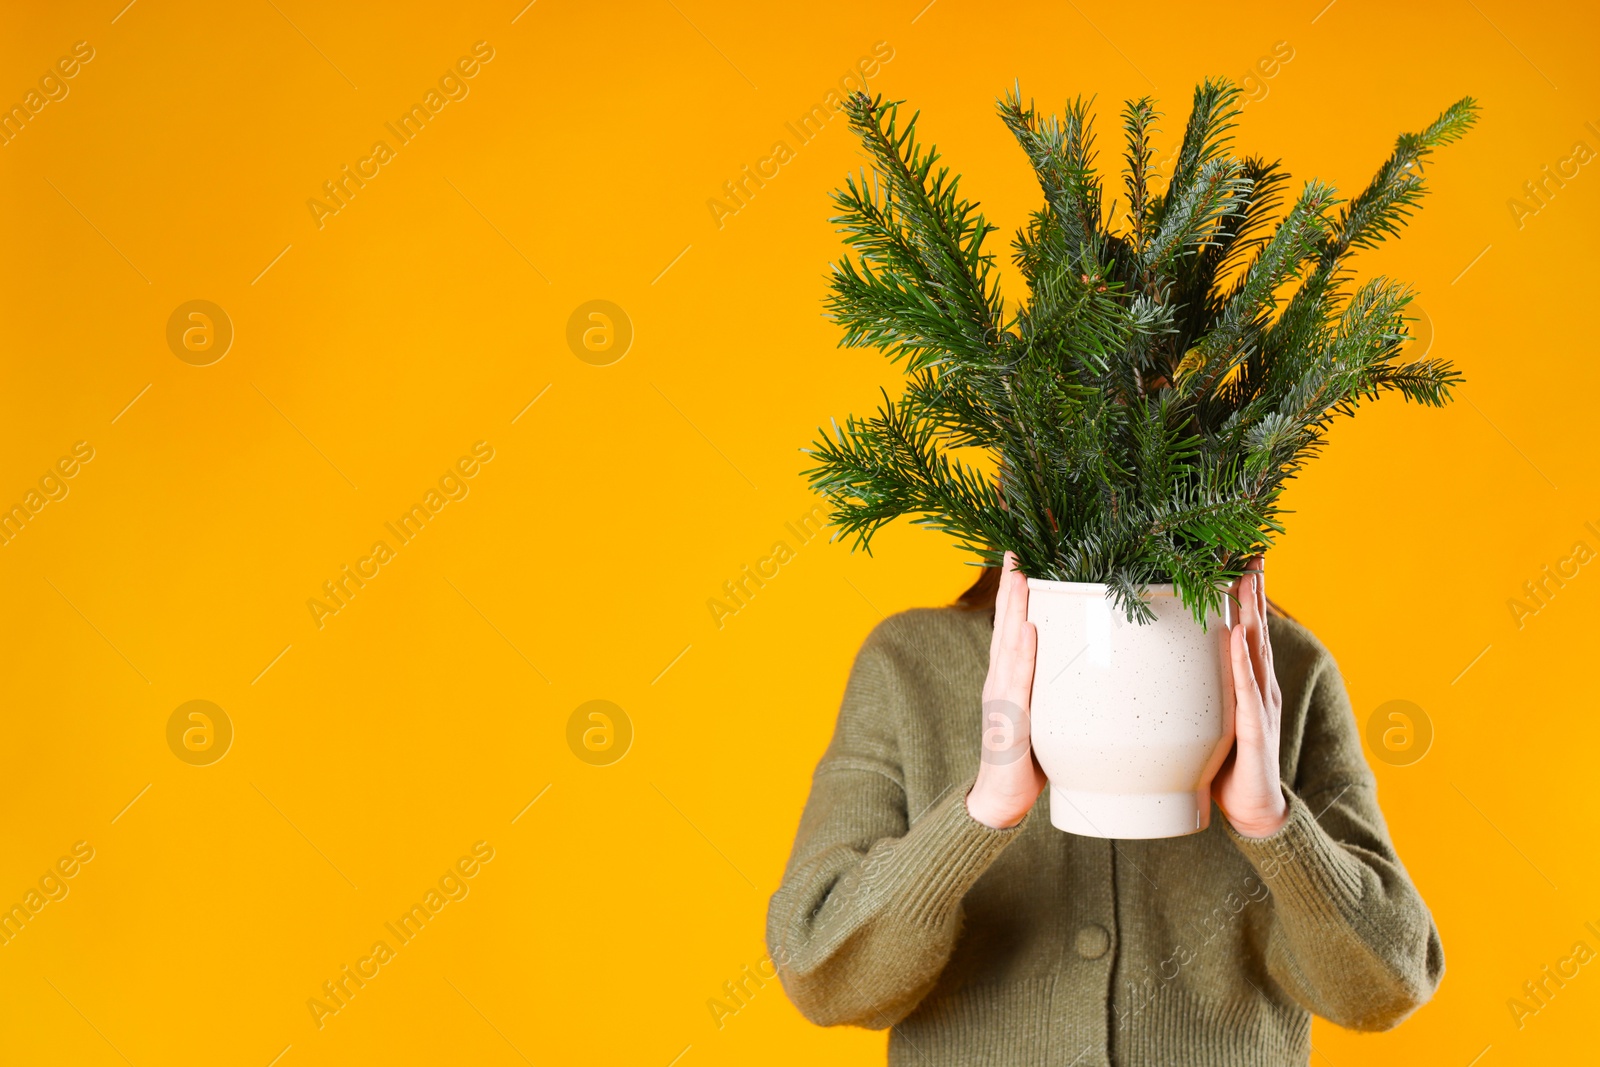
[1212,556,1290,838]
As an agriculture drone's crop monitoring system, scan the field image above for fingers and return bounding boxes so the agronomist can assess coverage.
[1006,553,1028,615]
[1238,557,1269,701]
[1001,554,1028,641]
[1227,569,1245,630]
[971,554,1045,827]
[1247,556,1275,702]
[997,558,1019,649]
[1002,558,1032,681]
[1009,615,1037,704]
[989,553,1016,663]
[989,572,1009,664]
[1229,620,1263,746]
[1252,557,1267,653]
[987,553,1029,699]
[1241,557,1260,627]
[985,553,1034,707]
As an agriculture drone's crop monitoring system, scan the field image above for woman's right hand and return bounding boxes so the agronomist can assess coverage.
[966,552,1048,829]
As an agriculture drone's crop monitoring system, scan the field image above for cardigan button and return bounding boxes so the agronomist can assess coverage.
[1074,923,1111,960]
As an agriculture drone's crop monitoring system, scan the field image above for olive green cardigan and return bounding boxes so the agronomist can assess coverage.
[767,606,1443,1066]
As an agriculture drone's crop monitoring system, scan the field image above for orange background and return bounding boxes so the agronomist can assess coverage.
[1,1,1596,1064]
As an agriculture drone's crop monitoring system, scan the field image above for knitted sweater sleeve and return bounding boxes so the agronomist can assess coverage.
[1225,631,1446,1031]
[765,621,1026,1029]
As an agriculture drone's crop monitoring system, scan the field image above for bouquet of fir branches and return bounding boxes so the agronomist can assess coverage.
[805,79,1476,624]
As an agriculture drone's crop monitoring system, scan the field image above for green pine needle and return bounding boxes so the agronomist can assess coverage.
[807,83,1477,625]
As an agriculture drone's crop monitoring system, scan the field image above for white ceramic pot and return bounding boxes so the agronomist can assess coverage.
[1026,579,1236,839]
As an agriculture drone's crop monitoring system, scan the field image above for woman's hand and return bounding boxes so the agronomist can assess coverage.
[1212,556,1290,838]
[966,553,1048,829]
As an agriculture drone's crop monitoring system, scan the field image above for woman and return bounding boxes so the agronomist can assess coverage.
[766,554,1443,1065]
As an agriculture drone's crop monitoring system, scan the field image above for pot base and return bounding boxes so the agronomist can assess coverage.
[1048,786,1210,840]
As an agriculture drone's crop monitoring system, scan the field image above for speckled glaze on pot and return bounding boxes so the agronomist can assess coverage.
[1026,578,1236,839]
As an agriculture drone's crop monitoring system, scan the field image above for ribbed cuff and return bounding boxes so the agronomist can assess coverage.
[1224,784,1365,924]
[864,777,1029,930]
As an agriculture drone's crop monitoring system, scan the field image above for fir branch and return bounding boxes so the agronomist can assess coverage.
[1141,156,1252,275]
[838,93,1004,354]
[806,79,1476,625]
[1121,96,1160,256]
[1325,97,1479,257]
[1164,79,1246,217]
[999,86,1104,266]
